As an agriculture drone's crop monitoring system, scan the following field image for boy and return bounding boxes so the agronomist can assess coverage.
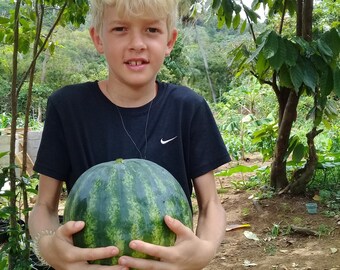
[28,0,231,269]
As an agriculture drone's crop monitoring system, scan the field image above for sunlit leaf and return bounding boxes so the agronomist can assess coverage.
[233,12,240,29]
[292,143,305,163]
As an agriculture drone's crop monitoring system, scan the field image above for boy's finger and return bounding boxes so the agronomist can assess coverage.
[73,246,120,263]
[57,221,85,238]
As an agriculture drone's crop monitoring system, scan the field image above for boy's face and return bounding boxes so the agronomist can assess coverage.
[90,5,177,88]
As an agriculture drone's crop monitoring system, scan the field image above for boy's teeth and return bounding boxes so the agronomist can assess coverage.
[129,61,143,66]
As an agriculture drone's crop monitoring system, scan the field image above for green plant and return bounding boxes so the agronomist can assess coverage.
[270,223,280,238]
[64,159,193,265]
[241,207,250,217]
[317,224,332,236]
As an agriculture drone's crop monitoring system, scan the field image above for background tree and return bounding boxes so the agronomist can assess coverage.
[208,0,339,193]
[0,0,89,268]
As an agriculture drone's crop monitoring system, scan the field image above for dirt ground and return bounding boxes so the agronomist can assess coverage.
[198,157,340,270]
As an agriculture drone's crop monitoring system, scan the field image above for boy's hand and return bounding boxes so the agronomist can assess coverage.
[38,221,128,270]
[118,215,216,270]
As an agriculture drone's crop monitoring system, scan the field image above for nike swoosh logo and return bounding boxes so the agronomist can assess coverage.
[160,136,178,145]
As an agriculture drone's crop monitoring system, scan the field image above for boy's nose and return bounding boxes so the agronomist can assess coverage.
[129,33,146,51]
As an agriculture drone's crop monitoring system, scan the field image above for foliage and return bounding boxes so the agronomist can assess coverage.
[208,0,340,193]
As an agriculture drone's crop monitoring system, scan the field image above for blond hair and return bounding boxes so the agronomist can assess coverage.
[90,0,178,36]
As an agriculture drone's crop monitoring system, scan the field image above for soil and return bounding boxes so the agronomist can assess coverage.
[197,155,340,270]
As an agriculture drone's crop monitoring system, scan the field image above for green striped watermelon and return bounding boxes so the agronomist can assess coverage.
[63,158,193,265]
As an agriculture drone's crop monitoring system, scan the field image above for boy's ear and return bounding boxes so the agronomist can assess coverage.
[90,27,104,54]
[165,29,178,56]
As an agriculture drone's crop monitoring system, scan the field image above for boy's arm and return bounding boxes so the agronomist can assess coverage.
[194,170,226,254]
[28,174,122,270]
[28,174,63,237]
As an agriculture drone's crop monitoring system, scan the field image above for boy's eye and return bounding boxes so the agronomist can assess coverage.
[113,27,126,32]
[146,28,159,33]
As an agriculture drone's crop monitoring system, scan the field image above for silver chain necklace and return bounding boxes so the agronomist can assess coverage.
[114,100,153,159]
[105,84,154,159]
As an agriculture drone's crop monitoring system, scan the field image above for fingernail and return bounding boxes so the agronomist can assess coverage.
[130,241,137,249]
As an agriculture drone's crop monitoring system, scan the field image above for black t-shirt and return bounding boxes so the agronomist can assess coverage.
[34,81,230,203]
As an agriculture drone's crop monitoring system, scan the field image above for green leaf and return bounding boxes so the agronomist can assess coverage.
[243,5,259,23]
[301,58,318,91]
[268,37,286,71]
[263,31,278,59]
[240,20,247,33]
[0,151,8,159]
[212,0,222,9]
[247,40,266,64]
[256,52,269,76]
[334,67,340,96]
[233,12,241,29]
[292,143,305,163]
[222,0,234,28]
[0,17,10,24]
[317,39,333,58]
[320,67,333,97]
[321,29,340,57]
[290,62,304,91]
[284,135,300,161]
[215,165,259,177]
[278,64,293,88]
[314,107,323,126]
[284,39,298,66]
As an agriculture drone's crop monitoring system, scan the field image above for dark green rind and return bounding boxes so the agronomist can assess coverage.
[63,159,193,265]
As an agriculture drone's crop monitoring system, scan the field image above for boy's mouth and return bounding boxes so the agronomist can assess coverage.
[126,59,149,66]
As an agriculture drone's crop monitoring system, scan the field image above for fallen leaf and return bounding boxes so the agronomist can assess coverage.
[243,260,257,267]
[244,231,260,241]
[330,248,338,254]
[313,194,320,201]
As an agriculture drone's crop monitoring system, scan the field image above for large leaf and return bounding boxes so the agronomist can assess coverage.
[222,0,234,28]
[233,12,241,29]
[317,39,333,58]
[292,143,305,163]
[263,31,279,59]
[278,64,293,88]
[320,67,334,97]
[256,52,270,77]
[243,5,260,23]
[284,135,300,162]
[321,29,340,57]
[301,58,318,91]
[212,0,222,10]
[289,61,304,92]
[284,39,298,66]
[333,66,340,96]
[268,37,286,71]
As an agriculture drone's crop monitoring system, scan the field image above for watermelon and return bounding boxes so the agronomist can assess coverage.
[63,158,193,265]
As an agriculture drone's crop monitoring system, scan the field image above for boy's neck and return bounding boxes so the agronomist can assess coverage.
[100,80,158,108]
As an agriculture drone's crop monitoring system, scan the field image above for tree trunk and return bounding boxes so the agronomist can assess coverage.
[289,127,321,194]
[8,1,21,269]
[270,90,299,190]
[302,0,313,41]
